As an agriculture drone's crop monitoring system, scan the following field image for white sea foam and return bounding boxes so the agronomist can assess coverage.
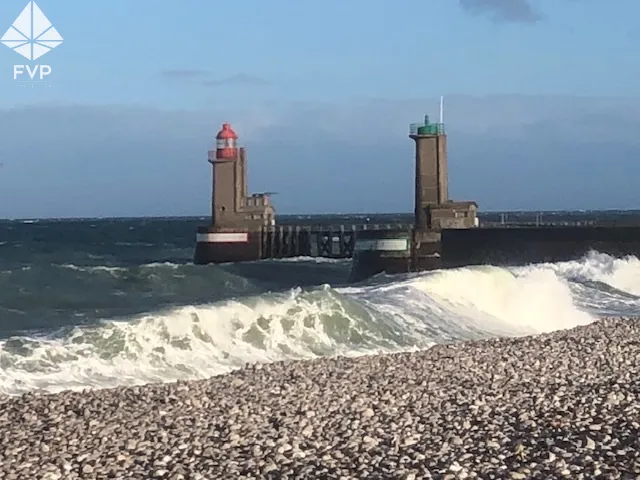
[544,251,640,296]
[0,253,638,395]
[57,262,183,274]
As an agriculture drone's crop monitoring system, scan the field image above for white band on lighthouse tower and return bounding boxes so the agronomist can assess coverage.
[196,232,248,243]
[354,238,409,252]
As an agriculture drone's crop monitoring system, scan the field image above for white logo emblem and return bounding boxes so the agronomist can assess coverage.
[1,1,62,61]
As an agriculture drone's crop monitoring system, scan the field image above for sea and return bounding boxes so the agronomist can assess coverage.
[0,212,639,396]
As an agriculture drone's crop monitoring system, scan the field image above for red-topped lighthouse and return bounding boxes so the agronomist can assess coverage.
[215,123,239,159]
[194,122,277,264]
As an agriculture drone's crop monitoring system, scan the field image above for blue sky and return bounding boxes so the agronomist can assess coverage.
[0,0,639,218]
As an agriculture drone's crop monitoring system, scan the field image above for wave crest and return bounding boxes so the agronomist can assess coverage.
[0,252,638,395]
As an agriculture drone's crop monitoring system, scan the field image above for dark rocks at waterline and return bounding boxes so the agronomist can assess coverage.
[1,317,640,479]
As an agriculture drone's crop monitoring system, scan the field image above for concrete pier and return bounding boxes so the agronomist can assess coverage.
[350,114,478,280]
[193,119,640,273]
[194,228,261,264]
[349,111,640,280]
[440,225,640,268]
[192,122,419,265]
[350,229,413,282]
[194,123,275,265]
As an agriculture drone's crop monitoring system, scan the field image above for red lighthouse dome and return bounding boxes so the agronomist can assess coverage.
[215,123,239,159]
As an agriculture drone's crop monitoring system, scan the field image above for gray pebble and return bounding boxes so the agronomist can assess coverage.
[0,316,639,478]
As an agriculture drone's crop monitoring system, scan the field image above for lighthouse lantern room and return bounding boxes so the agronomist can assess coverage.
[215,123,238,159]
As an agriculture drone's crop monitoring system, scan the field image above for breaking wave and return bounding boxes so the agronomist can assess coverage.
[0,252,638,395]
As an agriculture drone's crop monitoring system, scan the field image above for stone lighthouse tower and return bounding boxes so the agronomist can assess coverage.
[208,123,275,229]
[209,123,244,227]
[409,108,477,231]
[194,123,276,264]
[409,115,449,228]
[349,101,479,281]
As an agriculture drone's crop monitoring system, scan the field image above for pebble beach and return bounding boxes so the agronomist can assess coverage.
[1,316,639,479]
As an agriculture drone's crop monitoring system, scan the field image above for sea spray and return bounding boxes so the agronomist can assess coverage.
[1,252,638,395]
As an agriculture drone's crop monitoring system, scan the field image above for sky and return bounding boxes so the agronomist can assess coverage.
[0,0,639,218]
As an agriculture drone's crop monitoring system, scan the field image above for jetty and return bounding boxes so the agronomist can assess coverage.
[193,110,640,279]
